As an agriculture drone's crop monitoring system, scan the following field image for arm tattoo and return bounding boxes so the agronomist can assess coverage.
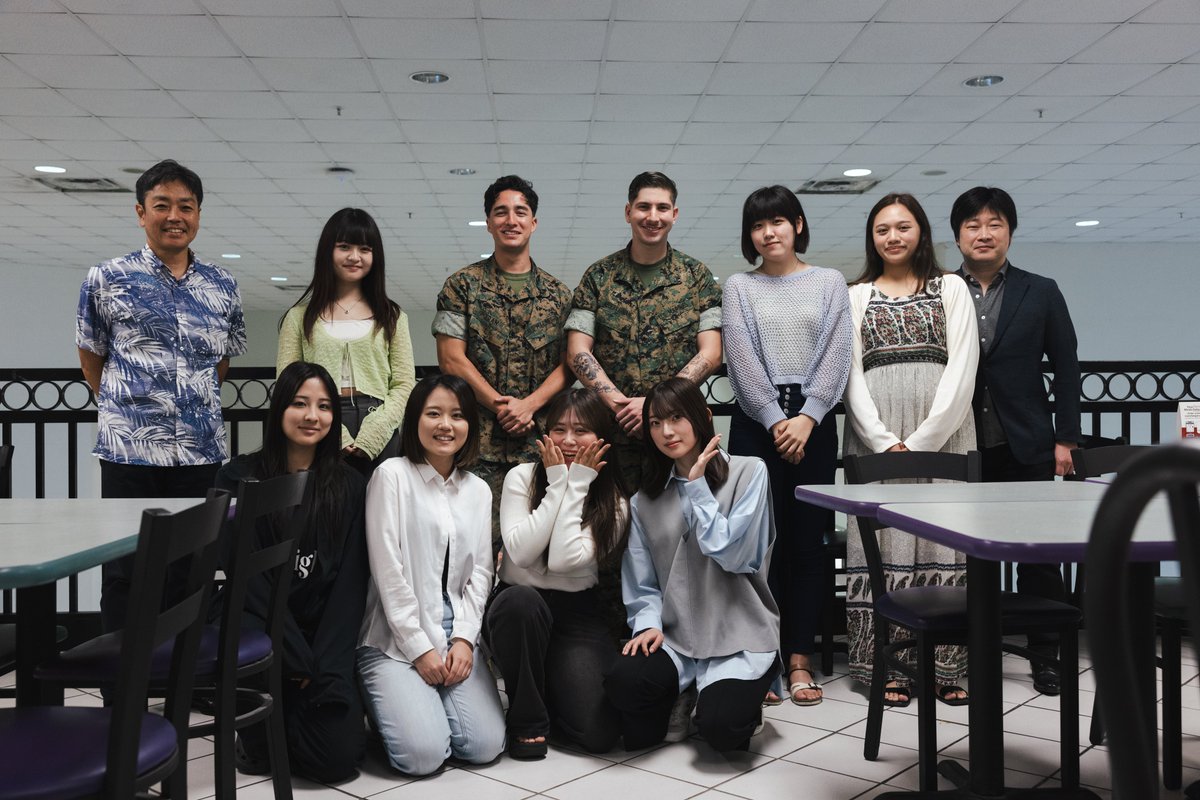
[571,352,617,394]
[676,352,712,384]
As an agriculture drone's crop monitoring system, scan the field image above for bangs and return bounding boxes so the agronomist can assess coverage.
[330,219,377,246]
[743,187,800,226]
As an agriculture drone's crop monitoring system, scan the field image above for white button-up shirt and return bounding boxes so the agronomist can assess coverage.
[359,457,493,664]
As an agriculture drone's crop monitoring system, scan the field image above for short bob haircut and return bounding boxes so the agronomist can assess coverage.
[627,171,677,204]
[852,192,942,293]
[741,185,811,264]
[641,377,728,498]
[950,186,1018,239]
[484,175,538,217]
[399,373,480,469]
[136,159,203,207]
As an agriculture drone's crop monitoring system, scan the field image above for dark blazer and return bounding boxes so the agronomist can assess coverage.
[962,263,1081,465]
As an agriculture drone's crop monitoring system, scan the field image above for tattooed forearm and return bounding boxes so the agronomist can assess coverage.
[571,352,618,394]
[676,352,713,384]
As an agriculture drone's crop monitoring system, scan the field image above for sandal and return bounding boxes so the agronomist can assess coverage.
[936,685,969,706]
[787,666,823,706]
[508,735,548,760]
[762,689,783,706]
[883,682,911,708]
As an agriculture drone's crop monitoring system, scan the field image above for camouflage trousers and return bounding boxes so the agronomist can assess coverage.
[469,458,516,557]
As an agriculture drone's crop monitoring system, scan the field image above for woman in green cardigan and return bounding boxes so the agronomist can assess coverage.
[278,208,416,476]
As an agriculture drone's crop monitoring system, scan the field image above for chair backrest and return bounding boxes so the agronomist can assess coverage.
[215,471,311,681]
[107,489,230,795]
[1084,445,1200,800]
[1071,444,1153,479]
[0,443,13,498]
[843,451,982,599]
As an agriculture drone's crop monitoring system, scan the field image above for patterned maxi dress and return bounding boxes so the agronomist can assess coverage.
[844,276,977,686]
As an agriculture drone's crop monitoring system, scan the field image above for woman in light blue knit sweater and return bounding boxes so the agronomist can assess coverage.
[722,186,853,706]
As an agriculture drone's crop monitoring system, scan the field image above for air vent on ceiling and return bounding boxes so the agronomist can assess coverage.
[33,176,127,193]
[795,178,879,195]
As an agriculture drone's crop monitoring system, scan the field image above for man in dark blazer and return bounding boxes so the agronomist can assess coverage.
[952,186,1081,696]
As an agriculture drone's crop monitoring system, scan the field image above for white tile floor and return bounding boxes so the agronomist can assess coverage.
[7,639,1200,800]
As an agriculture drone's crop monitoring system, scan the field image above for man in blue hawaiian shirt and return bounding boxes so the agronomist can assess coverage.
[77,159,246,632]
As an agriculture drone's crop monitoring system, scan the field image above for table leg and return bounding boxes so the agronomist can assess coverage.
[966,556,1005,794]
[1128,564,1158,768]
[15,582,63,706]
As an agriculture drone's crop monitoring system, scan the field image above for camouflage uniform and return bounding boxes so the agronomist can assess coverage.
[433,257,572,541]
[565,244,722,493]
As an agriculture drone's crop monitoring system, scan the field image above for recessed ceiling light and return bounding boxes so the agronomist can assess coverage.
[221,253,241,259]
[449,167,476,176]
[481,253,492,259]
[411,71,450,85]
[963,74,1004,88]
[1075,220,1100,227]
[922,169,948,176]
[270,276,288,282]
[34,165,66,174]
[468,220,486,227]
[843,168,872,177]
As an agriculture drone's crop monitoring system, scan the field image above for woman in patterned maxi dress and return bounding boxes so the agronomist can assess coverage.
[843,193,980,704]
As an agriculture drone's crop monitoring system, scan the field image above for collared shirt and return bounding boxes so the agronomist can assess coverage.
[958,263,1008,448]
[76,245,246,467]
[565,244,722,398]
[359,457,494,664]
[432,257,572,464]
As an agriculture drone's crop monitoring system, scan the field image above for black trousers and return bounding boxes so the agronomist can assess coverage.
[981,443,1065,662]
[484,584,620,753]
[98,460,219,633]
[728,397,837,659]
[340,393,399,479]
[604,648,775,752]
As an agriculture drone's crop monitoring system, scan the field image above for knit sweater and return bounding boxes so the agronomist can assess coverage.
[276,304,416,458]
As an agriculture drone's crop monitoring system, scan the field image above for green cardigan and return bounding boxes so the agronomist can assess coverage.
[277,305,416,458]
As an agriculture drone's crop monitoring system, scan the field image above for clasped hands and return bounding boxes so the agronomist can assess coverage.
[413,639,474,687]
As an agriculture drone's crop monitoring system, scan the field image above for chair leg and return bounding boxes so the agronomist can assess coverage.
[822,551,835,677]
[864,617,888,762]
[1089,697,1105,746]
[265,662,294,800]
[916,635,938,792]
[214,677,237,800]
[1059,623,1080,789]
[1162,619,1183,791]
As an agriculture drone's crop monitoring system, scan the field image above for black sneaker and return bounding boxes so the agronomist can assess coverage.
[1032,665,1061,696]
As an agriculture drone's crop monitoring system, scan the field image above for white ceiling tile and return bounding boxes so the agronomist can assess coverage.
[489,60,600,94]
[978,94,1105,122]
[915,143,1017,164]
[351,18,482,59]
[1073,23,1200,63]
[725,22,864,62]
[706,62,826,95]
[840,22,989,63]
[589,121,686,143]
[886,95,1005,122]
[836,143,934,163]
[606,21,735,62]
[105,117,219,142]
[1077,95,1200,122]
[231,141,330,162]
[746,0,886,22]
[6,54,157,90]
[811,63,941,97]
[6,116,124,141]
[81,14,238,57]
[1126,64,1200,96]
[59,88,192,117]
[1118,123,1200,145]
[373,60,488,93]
[400,120,493,143]
[502,144,586,163]
[1023,63,1161,96]
[250,58,376,93]
[484,20,607,60]
[876,0,1022,21]
[793,95,905,122]
[963,23,1116,63]
[278,92,393,120]
[1007,0,1155,22]
[480,0,611,19]
[199,0,339,14]
[945,122,1057,145]
[410,143,501,162]
[613,0,747,21]
[321,142,417,163]
[497,121,589,144]
[670,144,761,163]
[0,139,86,160]
[771,121,875,145]
[345,0,476,17]
[586,144,676,164]
[0,13,114,55]
[594,94,697,121]
[217,16,359,58]
[173,90,294,119]
[129,56,269,91]
[918,63,1057,97]
[998,144,1104,163]
[43,139,156,161]
[1077,144,1189,163]
[679,122,778,145]
[392,93,496,120]
[599,62,714,95]
[1032,122,1151,145]
[692,95,794,122]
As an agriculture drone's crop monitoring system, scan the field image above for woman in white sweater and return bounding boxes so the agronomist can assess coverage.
[484,388,629,759]
[843,193,979,706]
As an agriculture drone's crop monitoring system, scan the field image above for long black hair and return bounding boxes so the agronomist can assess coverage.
[641,377,728,499]
[852,192,943,293]
[530,388,629,563]
[399,373,481,469]
[286,208,401,343]
[254,361,354,559]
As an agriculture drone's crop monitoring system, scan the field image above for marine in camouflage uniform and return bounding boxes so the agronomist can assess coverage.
[433,256,571,537]
[565,244,722,492]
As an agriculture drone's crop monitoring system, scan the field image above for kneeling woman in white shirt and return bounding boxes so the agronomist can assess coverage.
[605,377,780,752]
[484,388,629,759]
[357,373,505,775]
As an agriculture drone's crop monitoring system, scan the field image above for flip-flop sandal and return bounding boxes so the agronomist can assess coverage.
[762,689,784,706]
[508,736,548,760]
[883,683,912,708]
[787,667,823,706]
[936,685,969,706]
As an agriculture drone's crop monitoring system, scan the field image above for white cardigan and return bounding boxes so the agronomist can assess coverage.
[358,457,493,664]
[843,274,980,454]
[498,461,627,592]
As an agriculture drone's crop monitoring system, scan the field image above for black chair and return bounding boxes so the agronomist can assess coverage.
[844,450,1083,792]
[0,490,229,799]
[818,523,849,676]
[37,471,310,800]
[1085,444,1200,800]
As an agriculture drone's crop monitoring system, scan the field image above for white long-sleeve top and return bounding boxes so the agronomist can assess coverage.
[497,461,627,591]
[358,457,493,664]
[844,274,980,454]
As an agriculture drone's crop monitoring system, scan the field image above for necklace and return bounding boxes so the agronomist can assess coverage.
[334,297,362,316]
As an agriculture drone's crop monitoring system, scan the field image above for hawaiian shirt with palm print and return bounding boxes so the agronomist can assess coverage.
[76,245,246,466]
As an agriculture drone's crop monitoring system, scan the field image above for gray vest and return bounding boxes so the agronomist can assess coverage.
[635,455,780,659]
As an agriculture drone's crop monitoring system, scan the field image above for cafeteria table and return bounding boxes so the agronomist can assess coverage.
[796,482,1175,799]
[0,497,196,705]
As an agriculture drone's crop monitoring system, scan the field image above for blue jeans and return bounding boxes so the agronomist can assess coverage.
[357,596,506,776]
